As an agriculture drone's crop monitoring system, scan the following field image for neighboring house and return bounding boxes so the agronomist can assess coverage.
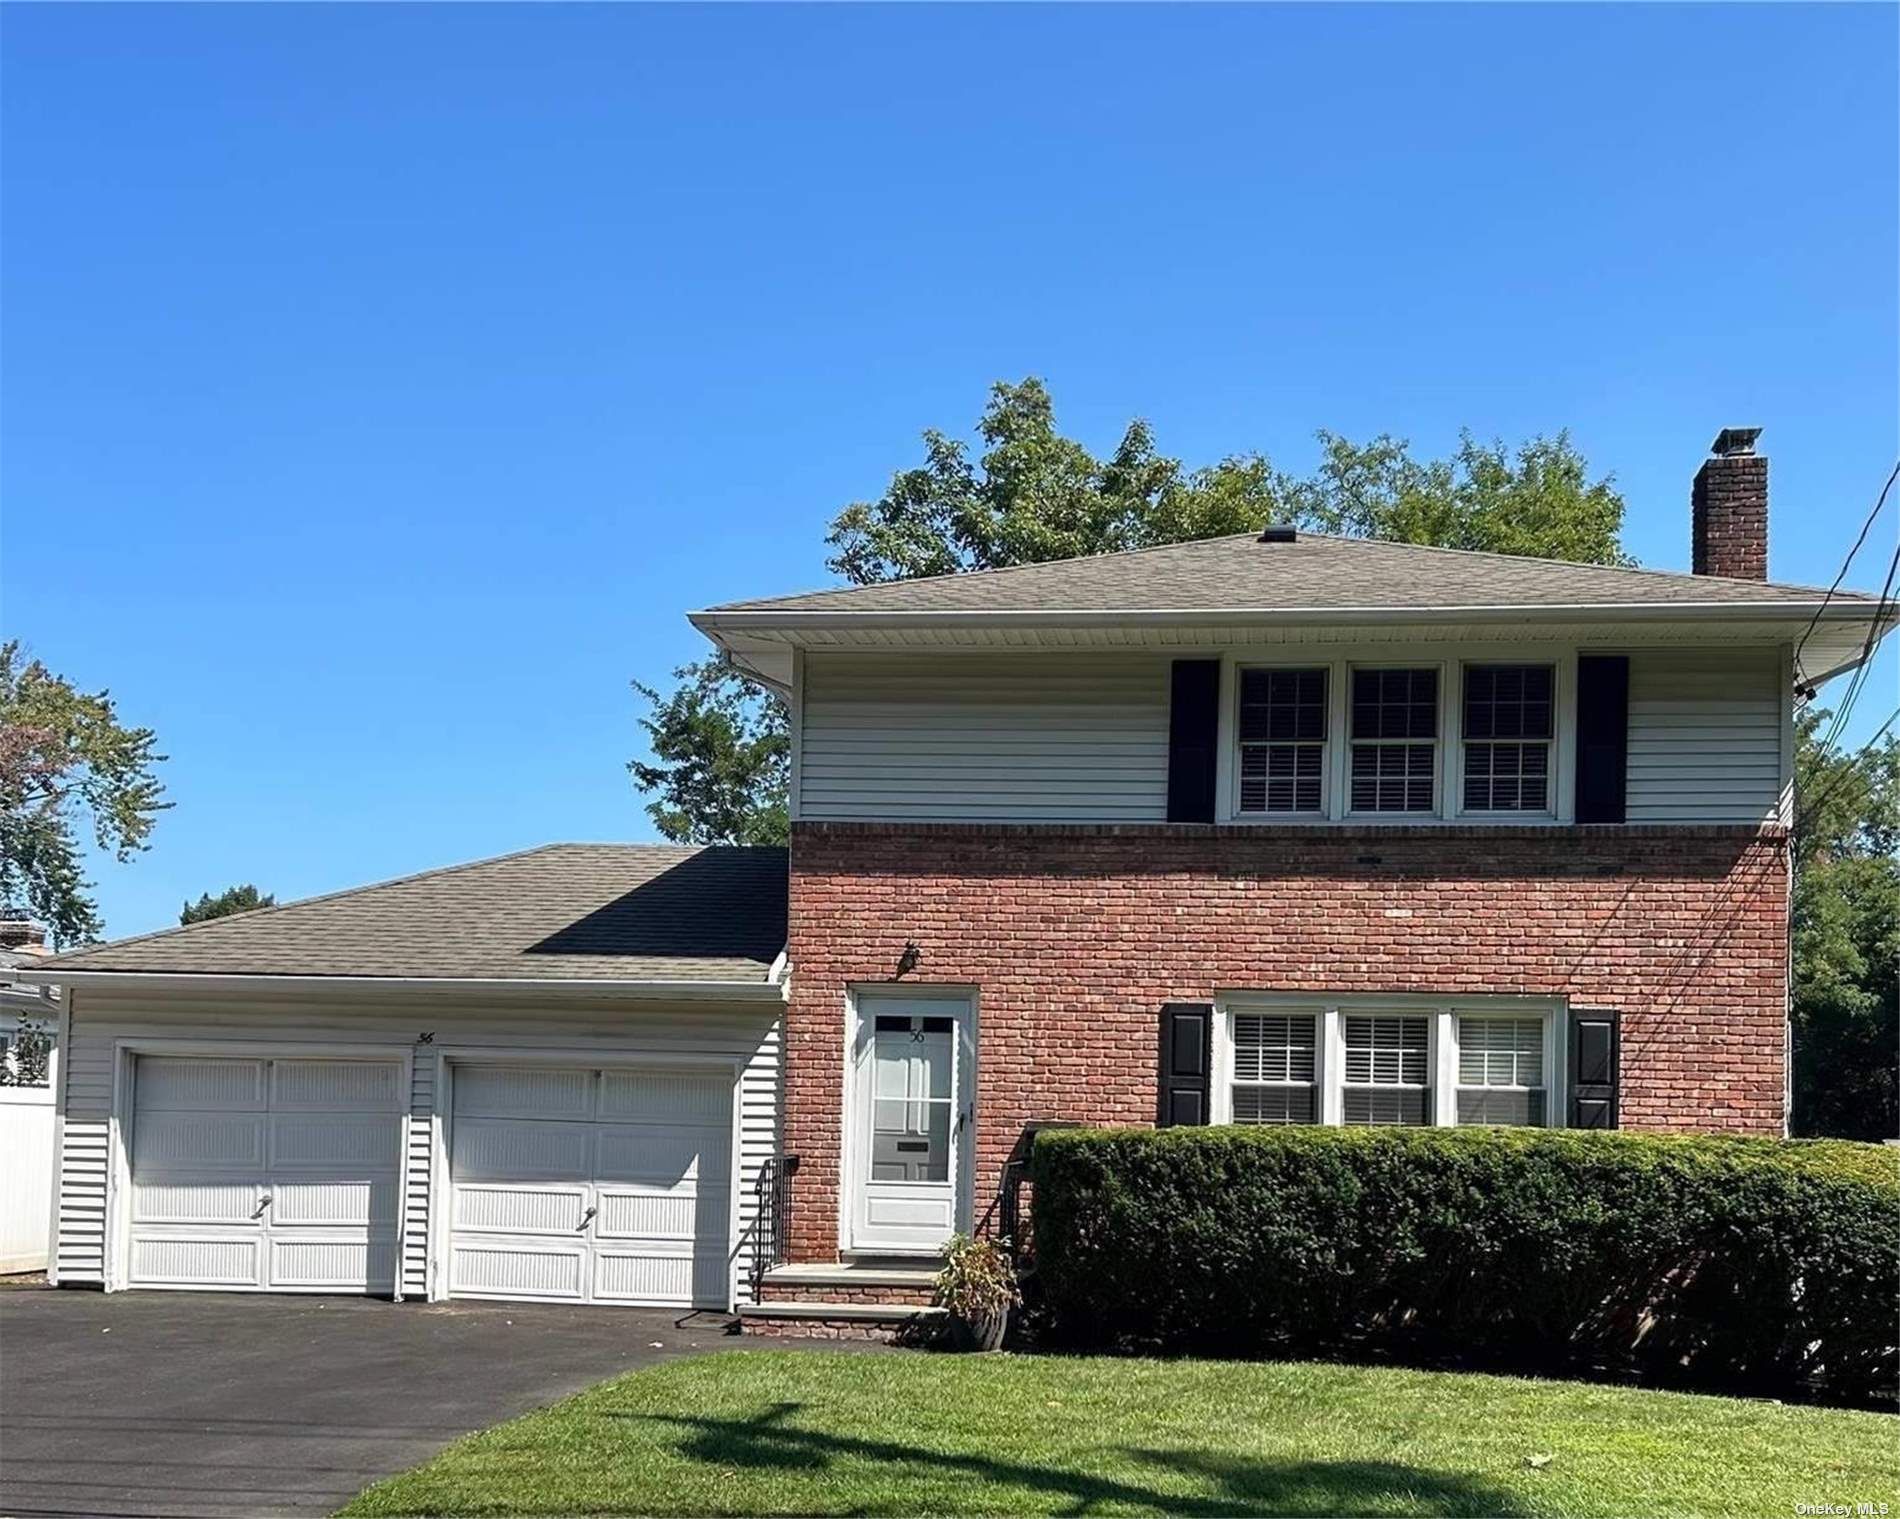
[31,429,1897,1336]
[1,918,63,1274]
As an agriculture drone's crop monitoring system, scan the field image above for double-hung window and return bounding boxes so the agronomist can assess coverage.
[1230,1013,1318,1123]
[1454,1014,1547,1126]
[1237,669,1328,815]
[1340,1013,1432,1124]
[1221,998,1558,1128]
[1462,664,1554,813]
[1349,669,1438,814]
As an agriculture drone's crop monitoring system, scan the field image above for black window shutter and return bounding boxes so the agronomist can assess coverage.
[1157,1003,1213,1128]
[1567,1008,1620,1129]
[1574,655,1629,824]
[1167,660,1221,823]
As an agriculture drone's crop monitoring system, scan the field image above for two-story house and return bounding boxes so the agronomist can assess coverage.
[33,430,1894,1335]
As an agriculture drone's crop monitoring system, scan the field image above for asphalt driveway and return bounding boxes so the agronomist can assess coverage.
[0,1286,746,1517]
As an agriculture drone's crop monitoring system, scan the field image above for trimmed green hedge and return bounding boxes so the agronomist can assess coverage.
[1030,1127,1900,1403]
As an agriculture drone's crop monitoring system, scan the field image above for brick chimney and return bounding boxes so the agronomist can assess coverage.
[1692,427,1768,580]
[0,917,50,956]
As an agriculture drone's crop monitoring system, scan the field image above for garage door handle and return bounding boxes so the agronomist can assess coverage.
[577,1205,597,1232]
[251,1196,272,1220]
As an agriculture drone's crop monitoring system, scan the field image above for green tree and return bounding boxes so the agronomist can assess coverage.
[0,641,168,946]
[1791,707,1899,1139]
[629,661,788,846]
[825,378,1630,582]
[181,883,276,925]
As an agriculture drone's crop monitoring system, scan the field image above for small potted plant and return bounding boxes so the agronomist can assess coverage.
[933,1233,1020,1352]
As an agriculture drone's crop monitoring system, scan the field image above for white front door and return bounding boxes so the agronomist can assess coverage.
[446,1063,734,1308]
[849,994,974,1254]
[126,1055,402,1293]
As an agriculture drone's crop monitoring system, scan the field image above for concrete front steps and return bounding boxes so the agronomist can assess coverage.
[740,1259,945,1342]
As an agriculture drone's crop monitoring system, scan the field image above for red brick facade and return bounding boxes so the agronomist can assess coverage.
[782,820,1790,1263]
[1692,450,1769,580]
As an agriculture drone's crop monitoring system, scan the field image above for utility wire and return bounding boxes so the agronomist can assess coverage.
[1816,535,1900,758]
[1793,704,1899,841]
[1793,458,1900,688]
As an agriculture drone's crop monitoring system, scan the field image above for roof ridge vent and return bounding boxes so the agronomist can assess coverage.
[1257,524,1299,544]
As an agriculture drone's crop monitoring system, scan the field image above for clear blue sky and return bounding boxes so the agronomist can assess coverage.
[4,4,1895,942]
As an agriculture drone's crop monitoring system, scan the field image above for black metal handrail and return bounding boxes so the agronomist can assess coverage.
[975,1120,1084,1263]
[749,1156,793,1298]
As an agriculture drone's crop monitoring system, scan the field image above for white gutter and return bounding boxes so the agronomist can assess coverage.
[692,600,1881,632]
[29,969,788,1003]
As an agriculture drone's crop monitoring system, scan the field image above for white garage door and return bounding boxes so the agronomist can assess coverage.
[447,1064,732,1308]
[128,1055,402,1293]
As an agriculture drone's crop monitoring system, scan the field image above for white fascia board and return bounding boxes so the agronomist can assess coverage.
[692,601,1873,634]
[28,969,788,1004]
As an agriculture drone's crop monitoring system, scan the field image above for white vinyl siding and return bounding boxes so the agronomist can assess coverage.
[52,988,781,1306]
[799,653,1171,822]
[1626,648,1782,823]
[798,641,1789,827]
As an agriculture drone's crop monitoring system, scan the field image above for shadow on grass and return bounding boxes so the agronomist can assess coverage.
[625,1404,1527,1516]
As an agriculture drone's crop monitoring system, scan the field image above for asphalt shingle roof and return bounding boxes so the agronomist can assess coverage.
[44,844,788,981]
[702,532,1864,617]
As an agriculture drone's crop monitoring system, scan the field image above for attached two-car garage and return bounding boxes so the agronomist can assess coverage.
[42,843,791,1313]
[122,1052,738,1308]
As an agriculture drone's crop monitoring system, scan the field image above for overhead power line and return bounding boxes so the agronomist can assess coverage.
[1793,457,1900,689]
[1815,535,1900,758]
[1794,704,1899,840]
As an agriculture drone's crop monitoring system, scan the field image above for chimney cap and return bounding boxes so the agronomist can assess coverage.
[1257,524,1299,544]
[1710,427,1763,457]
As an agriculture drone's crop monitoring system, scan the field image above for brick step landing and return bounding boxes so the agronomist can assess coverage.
[744,1259,947,1340]
[739,1299,947,1342]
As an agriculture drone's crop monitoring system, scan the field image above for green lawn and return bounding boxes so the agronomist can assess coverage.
[341,1349,1896,1518]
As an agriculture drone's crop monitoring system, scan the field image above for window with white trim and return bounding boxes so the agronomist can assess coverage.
[1462,664,1554,813]
[1218,997,1558,1129]
[1230,1013,1318,1124]
[1349,669,1438,813]
[1238,669,1328,815]
[1341,1013,1431,1124]
[1454,1014,1547,1126]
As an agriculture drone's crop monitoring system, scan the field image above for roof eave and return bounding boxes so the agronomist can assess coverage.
[692,600,1873,634]
[34,969,789,1004]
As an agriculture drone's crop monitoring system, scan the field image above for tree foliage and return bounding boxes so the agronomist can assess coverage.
[629,661,788,847]
[0,1009,54,1088]
[1791,707,1899,1140]
[0,641,167,946]
[181,883,276,925]
[825,378,1630,583]
[634,379,1631,841]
